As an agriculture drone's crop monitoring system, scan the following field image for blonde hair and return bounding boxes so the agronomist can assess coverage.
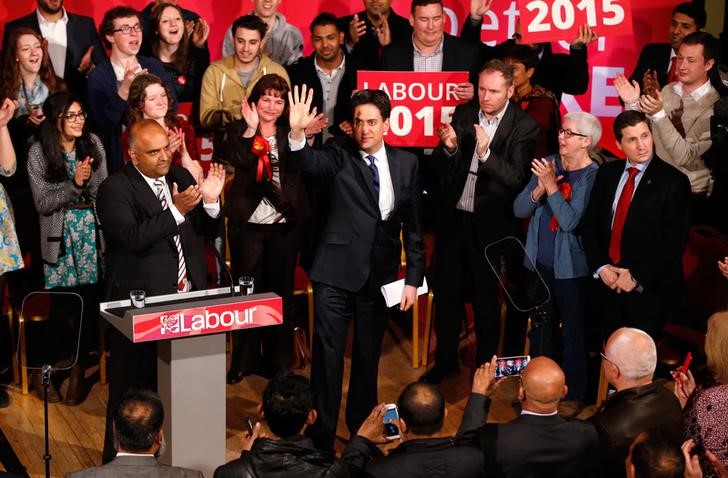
[706,312,728,383]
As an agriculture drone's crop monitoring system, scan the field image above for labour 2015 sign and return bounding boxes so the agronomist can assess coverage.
[358,71,470,148]
[517,0,633,44]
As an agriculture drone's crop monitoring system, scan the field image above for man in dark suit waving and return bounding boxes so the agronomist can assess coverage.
[581,110,691,339]
[287,86,425,451]
[422,59,539,383]
[96,120,225,462]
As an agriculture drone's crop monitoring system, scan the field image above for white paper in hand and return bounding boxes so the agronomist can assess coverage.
[380,277,429,308]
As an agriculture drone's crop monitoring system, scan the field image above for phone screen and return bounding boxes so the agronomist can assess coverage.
[494,355,531,378]
[383,405,399,439]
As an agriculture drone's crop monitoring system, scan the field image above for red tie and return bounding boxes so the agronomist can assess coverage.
[667,56,678,83]
[609,167,639,264]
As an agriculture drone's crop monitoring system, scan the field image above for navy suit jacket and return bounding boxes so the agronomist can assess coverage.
[96,163,219,301]
[289,138,425,292]
[1,10,106,95]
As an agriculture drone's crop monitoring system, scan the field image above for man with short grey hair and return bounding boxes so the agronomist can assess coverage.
[590,327,682,478]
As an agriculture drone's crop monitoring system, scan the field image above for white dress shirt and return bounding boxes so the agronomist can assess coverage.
[37,8,68,79]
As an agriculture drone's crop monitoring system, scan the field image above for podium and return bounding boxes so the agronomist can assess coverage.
[100,287,283,477]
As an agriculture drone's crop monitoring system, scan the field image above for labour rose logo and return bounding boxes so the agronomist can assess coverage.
[160,313,181,334]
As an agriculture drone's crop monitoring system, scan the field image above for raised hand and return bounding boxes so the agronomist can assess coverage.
[437,122,458,152]
[118,61,147,101]
[168,127,184,154]
[571,24,598,47]
[642,69,660,98]
[0,98,17,128]
[455,82,475,101]
[531,158,562,195]
[338,120,353,137]
[78,46,95,74]
[355,404,388,444]
[470,0,493,21]
[671,368,696,408]
[191,18,210,48]
[472,355,504,397]
[375,14,391,46]
[73,157,94,186]
[288,84,318,140]
[718,257,728,280]
[172,182,202,214]
[240,97,259,135]
[638,89,664,116]
[474,123,490,157]
[304,113,328,137]
[198,162,226,204]
[614,73,640,105]
[348,14,367,48]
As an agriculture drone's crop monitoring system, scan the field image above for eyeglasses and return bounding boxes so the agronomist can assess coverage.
[62,111,87,122]
[112,24,142,35]
[558,128,588,139]
[600,352,620,371]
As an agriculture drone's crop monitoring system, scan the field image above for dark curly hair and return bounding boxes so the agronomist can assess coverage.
[125,73,179,128]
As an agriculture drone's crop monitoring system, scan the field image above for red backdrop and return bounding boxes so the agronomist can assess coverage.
[0,0,680,150]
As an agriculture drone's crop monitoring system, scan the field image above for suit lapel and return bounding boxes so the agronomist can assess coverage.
[489,102,515,151]
[124,165,164,219]
[349,143,380,211]
[386,144,401,208]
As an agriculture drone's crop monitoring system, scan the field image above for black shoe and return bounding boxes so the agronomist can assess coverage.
[419,365,459,384]
[0,387,9,408]
[65,364,89,406]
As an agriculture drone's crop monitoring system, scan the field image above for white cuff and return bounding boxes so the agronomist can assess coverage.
[288,133,306,151]
[203,200,221,218]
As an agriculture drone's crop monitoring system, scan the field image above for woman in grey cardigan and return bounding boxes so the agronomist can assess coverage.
[26,92,107,405]
[513,111,601,416]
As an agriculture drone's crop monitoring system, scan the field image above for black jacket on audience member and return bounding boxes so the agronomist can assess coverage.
[337,9,413,71]
[285,53,357,144]
[362,393,489,478]
[589,380,683,478]
[213,435,372,478]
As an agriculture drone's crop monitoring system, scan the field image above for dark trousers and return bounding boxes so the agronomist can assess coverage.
[529,265,588,401]
[432,211,501,370]
[102,329,157,463]
[228,222,299,376]
[307,280,387,451]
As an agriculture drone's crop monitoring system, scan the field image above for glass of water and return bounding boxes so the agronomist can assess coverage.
[238,276,254,296]
[130,289,146,308]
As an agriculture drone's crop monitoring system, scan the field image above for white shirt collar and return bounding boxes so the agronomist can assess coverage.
[36,7,68,26]
[115,452,155,457]
[673,79,712,101]
[360,143,387,164]
[521,409,558,417]
[135,166,167,191]
[412,35,444,56]
[479,100,509,125]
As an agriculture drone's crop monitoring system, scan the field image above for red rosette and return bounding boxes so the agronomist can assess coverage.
[252,135,272,182]
[549,181,572,232]
[177,75,187,86]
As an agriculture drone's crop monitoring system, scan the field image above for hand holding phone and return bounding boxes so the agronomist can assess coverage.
[383,404,400,440]
[494,355,531,378]
[678,352,692,375]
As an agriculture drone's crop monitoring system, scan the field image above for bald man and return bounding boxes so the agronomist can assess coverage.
[590,328,682,478]
[96,119,225,462]
[479,357,597,477]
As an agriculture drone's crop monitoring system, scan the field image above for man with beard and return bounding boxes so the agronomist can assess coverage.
[1,0,106,96]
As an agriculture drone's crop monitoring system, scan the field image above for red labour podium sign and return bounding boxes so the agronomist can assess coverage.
[131,295,282,342]
[517,0,633,44]
[358,71,469,148]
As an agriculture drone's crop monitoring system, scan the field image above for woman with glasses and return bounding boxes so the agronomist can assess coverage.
[26,92,107,405]
[513,112,601,417]
[673,311,728,478]
[147,2,210,105]
[122,73,203,180]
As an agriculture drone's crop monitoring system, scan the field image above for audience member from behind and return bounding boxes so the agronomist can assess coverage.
[478,356,597,477]
[363,357,503,478]
[213,372,377,478]
[673,312,728,478]
[65,389,202,477]
[591,328,683,478]
[626,430,684,478]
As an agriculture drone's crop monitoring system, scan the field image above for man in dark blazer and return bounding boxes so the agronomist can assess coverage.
[67,390,203,478]
[287,87,426,451]
[629,2,705,91]
[363,359,501,478]
[580,110,691,339]
[422,59,539,383]
[1,0,106,96]
[96,120,224,463]
[286,13,357,144]
[337,0,413,71]
[478,357,598,478]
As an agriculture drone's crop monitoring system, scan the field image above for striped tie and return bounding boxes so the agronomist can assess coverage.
[154,179,187,291]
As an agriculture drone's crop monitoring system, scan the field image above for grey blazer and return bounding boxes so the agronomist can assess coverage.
[65,455,203,478]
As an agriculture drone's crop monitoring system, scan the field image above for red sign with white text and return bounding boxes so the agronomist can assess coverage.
[358,71,469,148]
[517,0,633,44]
[130,296,283,343]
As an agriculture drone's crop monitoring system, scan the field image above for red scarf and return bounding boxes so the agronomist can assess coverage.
[549,182,572,231]
[252,136,272,182]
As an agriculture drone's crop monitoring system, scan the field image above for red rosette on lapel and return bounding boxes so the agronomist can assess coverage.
[252,135,272,182]
[549,182,572,232]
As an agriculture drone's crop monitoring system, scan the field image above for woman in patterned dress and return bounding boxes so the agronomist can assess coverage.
[26,92,107,405]
[0,98,24,408]
[674,311,728,477]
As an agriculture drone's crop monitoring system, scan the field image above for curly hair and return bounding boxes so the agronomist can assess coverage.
[125,73,179,128]
[0,28,64,104]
